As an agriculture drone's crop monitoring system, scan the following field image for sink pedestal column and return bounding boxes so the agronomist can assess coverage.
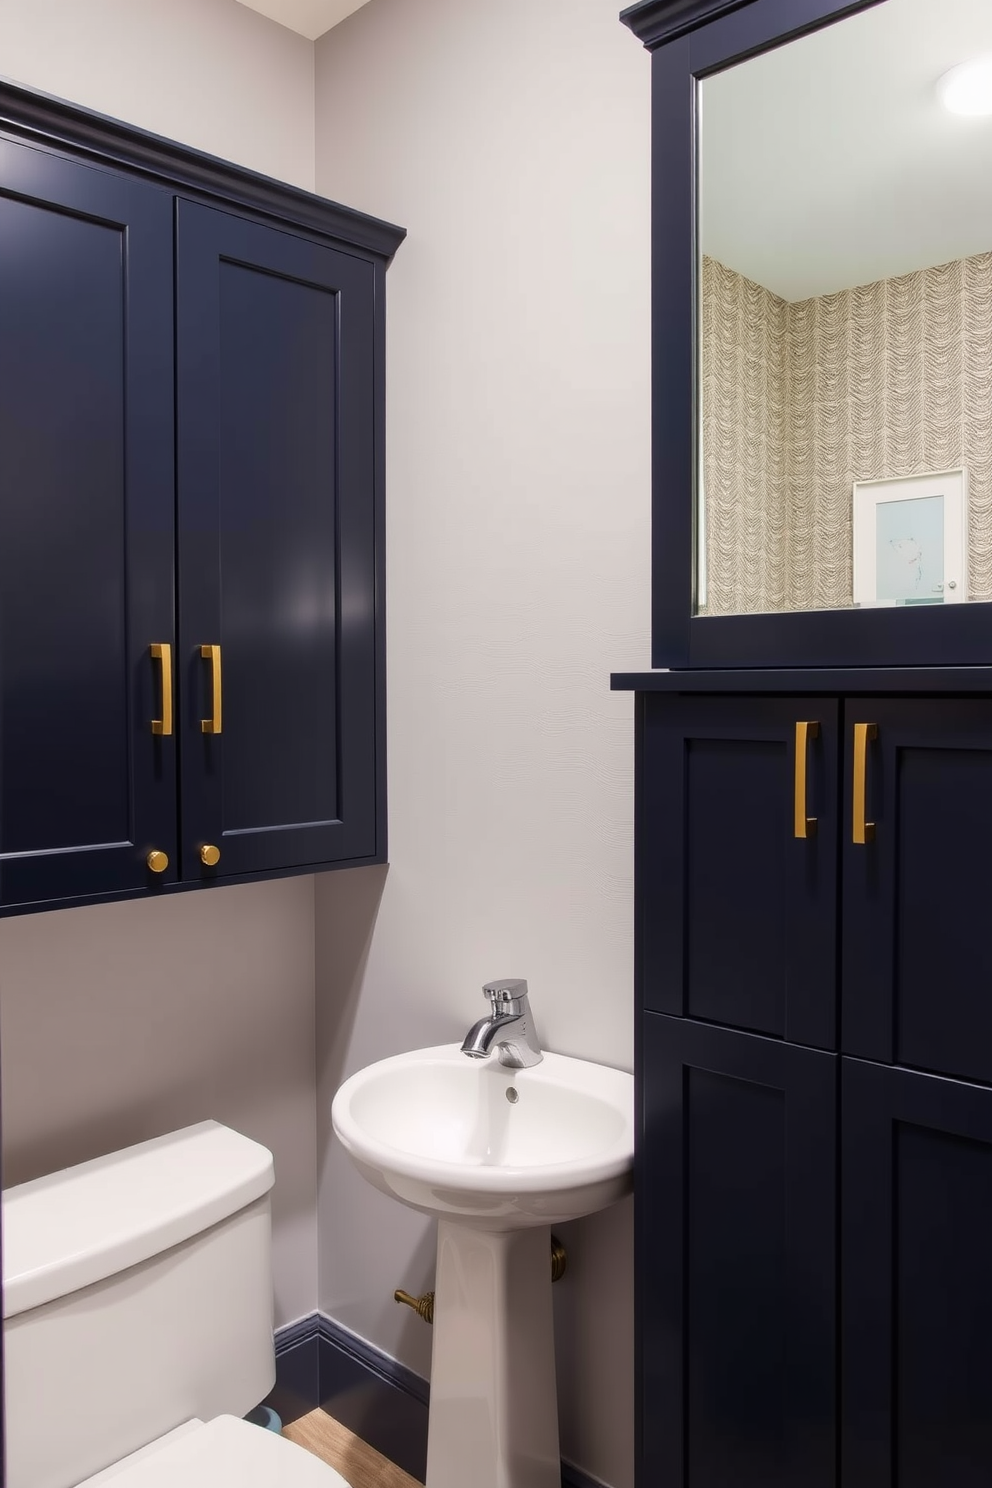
[426,1220,561,1488]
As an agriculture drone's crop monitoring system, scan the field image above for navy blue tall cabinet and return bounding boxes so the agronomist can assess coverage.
[0,83,404,916]
[618,1,992,1485]
[622,676,992,1487]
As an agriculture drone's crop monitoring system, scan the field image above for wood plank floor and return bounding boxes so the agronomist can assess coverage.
[283,1410,423,1487]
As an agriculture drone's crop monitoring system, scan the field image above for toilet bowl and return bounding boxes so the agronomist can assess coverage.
[2,1122,351,1488]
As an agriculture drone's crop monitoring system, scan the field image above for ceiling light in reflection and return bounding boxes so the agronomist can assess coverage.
[938,55,992,117]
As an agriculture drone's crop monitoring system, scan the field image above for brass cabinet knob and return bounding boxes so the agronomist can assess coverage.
[146,850,169,873]
[200,844,221,867]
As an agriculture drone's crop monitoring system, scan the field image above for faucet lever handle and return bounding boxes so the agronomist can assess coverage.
[482,977,529,1005]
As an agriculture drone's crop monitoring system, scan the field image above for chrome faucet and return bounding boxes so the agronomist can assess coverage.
[460,978,543,1069]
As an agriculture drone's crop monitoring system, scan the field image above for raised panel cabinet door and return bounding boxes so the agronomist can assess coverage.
[842,1058,992,1488]
[641,1015,837,1488]
[0,138,176,908]
[640,694,838,1046]
[176,202,379,879]
[842,697,992,1083]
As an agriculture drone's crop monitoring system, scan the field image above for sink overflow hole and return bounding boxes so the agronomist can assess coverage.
[505,1087,519,1104]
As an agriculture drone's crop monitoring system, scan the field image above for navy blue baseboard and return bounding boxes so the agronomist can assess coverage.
[267,1313,322,1426]
[317,1315,429,1482]
[268,1312,610,1488]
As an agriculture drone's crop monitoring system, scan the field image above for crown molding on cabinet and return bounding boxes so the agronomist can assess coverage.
[618,0,755,48]
[0,78,406,261]
[619,0,882,50]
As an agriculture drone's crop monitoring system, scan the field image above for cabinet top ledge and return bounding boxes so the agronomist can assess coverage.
[611,667,992,695]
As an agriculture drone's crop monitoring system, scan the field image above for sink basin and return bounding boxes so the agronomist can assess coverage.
[330,1043,634,1229]
[332,1040,634,1488]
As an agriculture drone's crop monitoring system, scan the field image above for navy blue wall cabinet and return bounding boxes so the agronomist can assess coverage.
[0,86,404,915]
[641,1014,837,1488]
[176,203,378,879]
[0,139,177,908]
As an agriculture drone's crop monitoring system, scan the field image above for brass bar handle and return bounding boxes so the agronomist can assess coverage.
[200,644,222,735]
[794,720,819,839]
[853,722,878,845]
[150,643,173,737]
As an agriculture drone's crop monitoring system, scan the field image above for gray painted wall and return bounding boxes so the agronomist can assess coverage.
[0,2,652,1480]
[312,4,651,1482]
[0,0,315,189]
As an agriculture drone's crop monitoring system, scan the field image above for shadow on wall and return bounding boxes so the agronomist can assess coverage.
[554,1194,635,1484]
[314,861,390,1124]
[314,862,438,1385]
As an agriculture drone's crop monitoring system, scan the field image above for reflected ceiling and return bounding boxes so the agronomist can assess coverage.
[701,0,992,300]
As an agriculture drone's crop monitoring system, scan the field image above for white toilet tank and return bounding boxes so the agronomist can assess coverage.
[3,1121,277,1488]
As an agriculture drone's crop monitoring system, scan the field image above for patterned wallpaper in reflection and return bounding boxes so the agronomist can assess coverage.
[701,251,992,614]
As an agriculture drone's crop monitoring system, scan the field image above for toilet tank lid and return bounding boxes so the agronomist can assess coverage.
[2,1121,275,1319]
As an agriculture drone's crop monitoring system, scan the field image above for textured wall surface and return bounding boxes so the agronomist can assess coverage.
[312,2,651,1484]
[700,255,788,614]
[702,250,992,613]
[0,0,320,1328]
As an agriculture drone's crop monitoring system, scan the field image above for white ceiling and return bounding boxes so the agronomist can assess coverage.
[235,0,372,41]
[701,0,992,300]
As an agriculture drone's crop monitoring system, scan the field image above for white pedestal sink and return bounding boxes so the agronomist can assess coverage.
[331,1045,634,1488]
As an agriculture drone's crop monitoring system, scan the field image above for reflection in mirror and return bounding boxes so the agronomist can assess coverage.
[698,0,992,618]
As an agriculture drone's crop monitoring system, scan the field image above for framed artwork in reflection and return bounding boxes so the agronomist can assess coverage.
[852,468,968,607]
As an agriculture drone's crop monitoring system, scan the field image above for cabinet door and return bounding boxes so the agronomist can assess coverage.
[842,698,992,1082]
[640,694,838,1045]
[641,1015,837,1488]
[0,139,176,907]
[842,1058,992,1487]
[176,202,379,879]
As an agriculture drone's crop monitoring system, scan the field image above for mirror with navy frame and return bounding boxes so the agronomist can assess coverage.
[622,0,992,669]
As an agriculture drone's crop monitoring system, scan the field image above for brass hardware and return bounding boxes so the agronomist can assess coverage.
[200,644,222,735]
[394,1235,567,1326]
[794,721,820,839]
[395,1289,435,1324]
[853,722,878,845]
[200,844,221,867]
[146,850,169,873]
[150,643,173,737]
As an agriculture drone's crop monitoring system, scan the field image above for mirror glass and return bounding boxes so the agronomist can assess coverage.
[698,0,992,617]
